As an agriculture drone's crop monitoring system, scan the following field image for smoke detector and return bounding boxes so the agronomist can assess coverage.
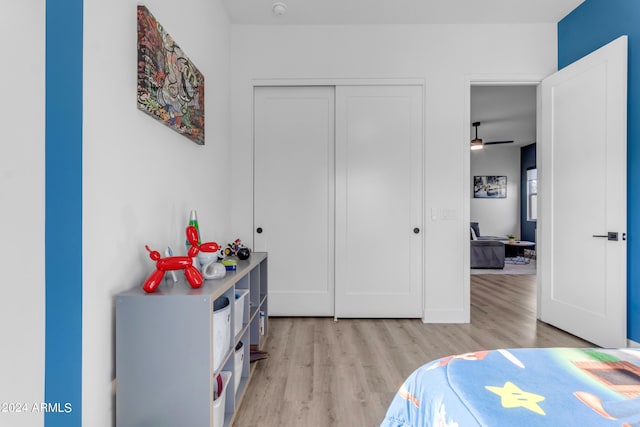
[272,2,287,16]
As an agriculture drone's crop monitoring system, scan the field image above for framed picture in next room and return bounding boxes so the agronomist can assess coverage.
[474,176,507,198]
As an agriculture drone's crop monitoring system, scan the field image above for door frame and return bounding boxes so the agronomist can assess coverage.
[251,78,428,319]
[464,74,545,322]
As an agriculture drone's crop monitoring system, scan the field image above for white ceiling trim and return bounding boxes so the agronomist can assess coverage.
[223,0,585,26]
[251,77,426,87]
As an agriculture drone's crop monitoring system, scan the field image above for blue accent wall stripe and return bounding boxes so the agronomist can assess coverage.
[45,0,83,425]
[559,0,640,342]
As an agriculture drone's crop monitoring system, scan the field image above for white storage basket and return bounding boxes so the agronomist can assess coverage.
[234,341,244,394]
[213,297,231,372]
[234,289,249,337]
[213,371,231,427]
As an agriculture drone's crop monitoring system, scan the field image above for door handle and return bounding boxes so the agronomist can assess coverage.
[256,227,263,234]
[413,227,420,234]
[592,232,618,241]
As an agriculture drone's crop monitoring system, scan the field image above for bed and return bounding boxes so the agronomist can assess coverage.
[381,348,640,427]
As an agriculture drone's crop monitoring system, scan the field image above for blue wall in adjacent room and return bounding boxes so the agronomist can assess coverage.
[520,143,536,243]
[559,0,640,342]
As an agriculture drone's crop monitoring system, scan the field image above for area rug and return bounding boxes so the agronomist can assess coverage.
[471,259,537,275]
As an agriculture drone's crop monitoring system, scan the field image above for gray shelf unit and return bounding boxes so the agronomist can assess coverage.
[116,252,268,427]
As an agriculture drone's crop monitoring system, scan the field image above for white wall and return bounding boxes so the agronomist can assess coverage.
[471,146,521,239]
[230,24,557,322]
[0,6,557,425]
[0,2,45,426]
[83,0,231,424]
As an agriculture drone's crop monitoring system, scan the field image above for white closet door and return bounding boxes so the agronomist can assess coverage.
[335,85,423,318]
[254,86,335,316]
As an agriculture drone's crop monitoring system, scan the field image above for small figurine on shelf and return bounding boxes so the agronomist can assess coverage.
[202,261,226,279]
[197,240,220,271]
[225,238,251,260]
[221,259,237,271]
[143,225,203,293]
[236,246,251,260]
[223,239,240,257]
[197,239,227,280]
[142,225,223,293]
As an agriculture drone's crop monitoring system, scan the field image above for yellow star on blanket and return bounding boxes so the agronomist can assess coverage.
[485,381,546,415]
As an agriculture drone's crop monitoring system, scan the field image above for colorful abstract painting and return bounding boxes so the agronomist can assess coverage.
[137,6,205,145]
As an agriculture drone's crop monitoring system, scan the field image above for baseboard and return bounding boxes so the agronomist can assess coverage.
[423,309,469,324]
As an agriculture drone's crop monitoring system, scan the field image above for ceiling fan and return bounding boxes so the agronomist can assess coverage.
[470,122,514,150]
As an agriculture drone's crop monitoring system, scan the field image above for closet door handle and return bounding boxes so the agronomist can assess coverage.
[256,227,263,234]
[592,232,618,241]
[413,227,420,234]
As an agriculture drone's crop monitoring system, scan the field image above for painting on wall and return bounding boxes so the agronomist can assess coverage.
[474,176,507,198]
[137,5,205,145]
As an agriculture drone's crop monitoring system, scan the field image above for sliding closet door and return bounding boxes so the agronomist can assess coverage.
[254,86,335,316]
[335,85,423,318]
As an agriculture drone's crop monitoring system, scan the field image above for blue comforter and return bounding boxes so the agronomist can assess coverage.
[381,348,640,426]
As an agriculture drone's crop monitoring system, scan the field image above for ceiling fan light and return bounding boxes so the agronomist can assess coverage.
[471,122,483,150]
[470,138,483,150]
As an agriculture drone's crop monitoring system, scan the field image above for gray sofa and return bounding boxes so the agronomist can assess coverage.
[470,222,506,269]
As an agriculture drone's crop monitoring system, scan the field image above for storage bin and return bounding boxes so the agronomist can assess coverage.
[213,296,231,372]
[234,289,249,337]
[213,371,231,427]
[234,341,244,394]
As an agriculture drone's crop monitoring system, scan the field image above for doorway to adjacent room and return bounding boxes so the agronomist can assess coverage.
[469,84,538,277]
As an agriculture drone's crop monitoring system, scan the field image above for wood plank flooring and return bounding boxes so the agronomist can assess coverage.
[233,274,591,427]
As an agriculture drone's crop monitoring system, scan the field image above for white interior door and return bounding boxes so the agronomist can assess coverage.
[539,36,627,348]
[254,86,335,316]
[335,85,423,318]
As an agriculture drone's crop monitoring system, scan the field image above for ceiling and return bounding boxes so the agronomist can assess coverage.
[222,0,584,25]
[223,0,571,149]
[471,85,537,148]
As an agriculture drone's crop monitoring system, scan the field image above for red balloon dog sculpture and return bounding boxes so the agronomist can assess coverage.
[142,225,220,293]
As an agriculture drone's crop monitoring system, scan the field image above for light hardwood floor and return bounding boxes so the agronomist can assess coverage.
[233,274,591,427]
